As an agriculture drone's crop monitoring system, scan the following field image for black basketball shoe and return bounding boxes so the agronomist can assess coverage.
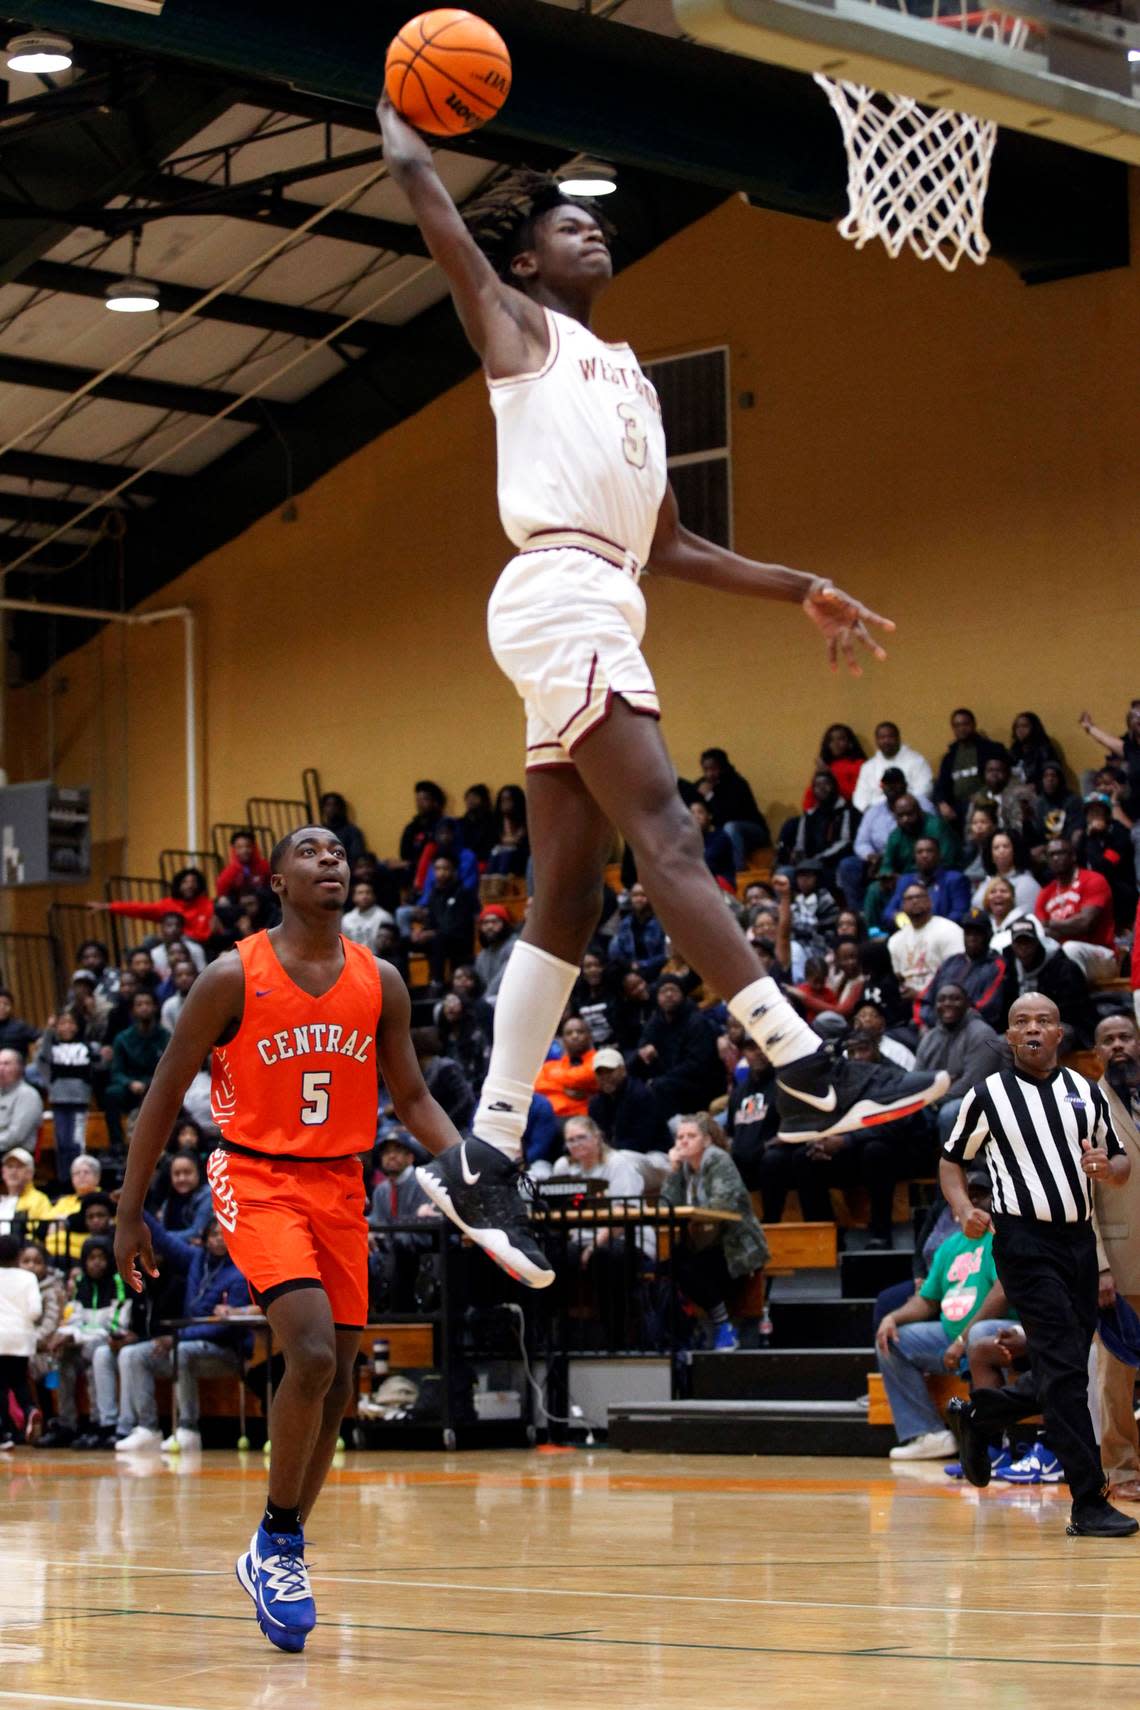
[1067,1496,1140,1538]
[946,1396,993,1489]
[775,1053,950,1141]
[415,1138,554,1289]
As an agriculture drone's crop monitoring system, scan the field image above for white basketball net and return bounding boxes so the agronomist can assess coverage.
[814,6,1029,270]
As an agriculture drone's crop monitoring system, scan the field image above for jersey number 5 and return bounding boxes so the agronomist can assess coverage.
[300,1070,331,1126]
[617,402,648,470]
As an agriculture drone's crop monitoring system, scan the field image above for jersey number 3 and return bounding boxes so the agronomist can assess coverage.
[617,402,648,470]
[300,1070,331,1126]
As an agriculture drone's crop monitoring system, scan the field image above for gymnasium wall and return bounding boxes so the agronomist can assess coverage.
[6,169,1139,928]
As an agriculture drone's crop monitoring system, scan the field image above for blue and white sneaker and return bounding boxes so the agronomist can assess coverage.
[996,1444,1063,1485]
[710,1322,740,1352]
[236,1523,316,1652]
[945,1445,1008,1480]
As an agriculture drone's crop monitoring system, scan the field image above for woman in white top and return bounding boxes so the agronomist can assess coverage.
[971,830,1040,915]
[553,1116,656,1263]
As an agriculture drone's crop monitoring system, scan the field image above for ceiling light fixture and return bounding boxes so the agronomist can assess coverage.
[5,33,73,74]
[559,160,618,198]
[104,231,159,314]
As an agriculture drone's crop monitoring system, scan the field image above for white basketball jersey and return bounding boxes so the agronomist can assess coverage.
[488,308,668,568]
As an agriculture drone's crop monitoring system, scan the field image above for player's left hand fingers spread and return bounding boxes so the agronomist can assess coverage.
[840,631,861,677]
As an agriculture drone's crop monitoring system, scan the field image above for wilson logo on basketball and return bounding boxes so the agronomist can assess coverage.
[480,69,509,93]
[445,92,480,123]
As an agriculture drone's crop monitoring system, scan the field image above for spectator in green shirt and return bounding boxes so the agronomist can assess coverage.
[881,795,960,879]
[104,990,170,1154]
[875,1170,1014,1459]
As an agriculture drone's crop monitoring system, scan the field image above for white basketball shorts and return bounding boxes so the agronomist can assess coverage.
[487,545,661,771]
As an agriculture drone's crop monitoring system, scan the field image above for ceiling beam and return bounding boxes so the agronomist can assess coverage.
[0,62,234,285]
[15,0,1127,274]
[0,350,282,424]
[17,258,395,349]
[0,447,178,498]
[0,490,128,529]
[0,184,426,254]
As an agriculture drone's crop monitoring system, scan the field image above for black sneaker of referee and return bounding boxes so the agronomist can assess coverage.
[1067,1496,1140,1538]
[946,1397,993,1488]
[416,1137,554,1288]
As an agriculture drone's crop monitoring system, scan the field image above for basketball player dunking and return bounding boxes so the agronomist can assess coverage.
[114,827,465,1653]
[377,92,949,1290]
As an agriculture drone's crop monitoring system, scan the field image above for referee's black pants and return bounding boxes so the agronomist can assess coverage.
[970,1215,1104,1503]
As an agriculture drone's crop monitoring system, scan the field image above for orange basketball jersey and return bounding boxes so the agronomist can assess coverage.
[211,931,382,1160]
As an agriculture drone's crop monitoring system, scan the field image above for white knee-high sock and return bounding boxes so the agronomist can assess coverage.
[729,975,820,1068]
[473,940,578,1159]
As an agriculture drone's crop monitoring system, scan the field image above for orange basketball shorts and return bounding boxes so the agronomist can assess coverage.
[206,1148,368,1329]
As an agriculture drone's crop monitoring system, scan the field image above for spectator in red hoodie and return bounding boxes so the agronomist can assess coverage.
[215,830,271,903]
[88,867,215,945]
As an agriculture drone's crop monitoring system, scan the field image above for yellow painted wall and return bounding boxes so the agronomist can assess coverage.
[7,171,1139,931]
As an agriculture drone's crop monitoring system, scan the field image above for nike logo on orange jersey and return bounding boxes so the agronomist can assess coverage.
[255,988,275,997]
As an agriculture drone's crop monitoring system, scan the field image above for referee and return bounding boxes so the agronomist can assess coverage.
[939,992,1138,1539]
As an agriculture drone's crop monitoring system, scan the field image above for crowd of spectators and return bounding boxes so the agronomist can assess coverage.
[1,701,1138,1442]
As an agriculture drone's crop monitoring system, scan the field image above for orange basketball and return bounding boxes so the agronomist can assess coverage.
[385,9,511,137]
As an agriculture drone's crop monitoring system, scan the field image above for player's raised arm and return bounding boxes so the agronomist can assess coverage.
[374,962,461,1157]
[377,93,545,378]
[113,955,244,1292]
[646,480,894,677]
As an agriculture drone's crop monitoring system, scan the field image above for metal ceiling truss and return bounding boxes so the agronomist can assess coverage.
[16,259,394,349]
[0,349,286,423]
[0,0,1128,683]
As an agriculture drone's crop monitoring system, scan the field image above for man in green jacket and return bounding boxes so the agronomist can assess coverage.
[105,991,170,1153]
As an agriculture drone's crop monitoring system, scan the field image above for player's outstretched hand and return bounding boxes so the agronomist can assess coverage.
[802,581,895,676]
[114,1212,159,1294]
[376,88,432,162]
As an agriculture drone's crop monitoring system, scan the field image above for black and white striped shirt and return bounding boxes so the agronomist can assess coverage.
[944,1066,1123,1223]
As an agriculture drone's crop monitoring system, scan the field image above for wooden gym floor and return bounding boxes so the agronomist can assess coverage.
[1,1448,1138,1709]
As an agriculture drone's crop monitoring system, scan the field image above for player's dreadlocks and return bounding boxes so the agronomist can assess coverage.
[464,169,616,286]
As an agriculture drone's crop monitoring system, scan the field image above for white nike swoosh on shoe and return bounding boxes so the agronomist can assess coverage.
[776,1080,838,1112]
[459,1141,481,1186]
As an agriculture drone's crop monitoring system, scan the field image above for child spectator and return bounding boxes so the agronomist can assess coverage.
[50,1234,126,1448]
[790,859,840,953]
[0,1231,42,1446]
[340,878,394,953]
[20,1240,64,1423]
[39,1010,97,1179]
